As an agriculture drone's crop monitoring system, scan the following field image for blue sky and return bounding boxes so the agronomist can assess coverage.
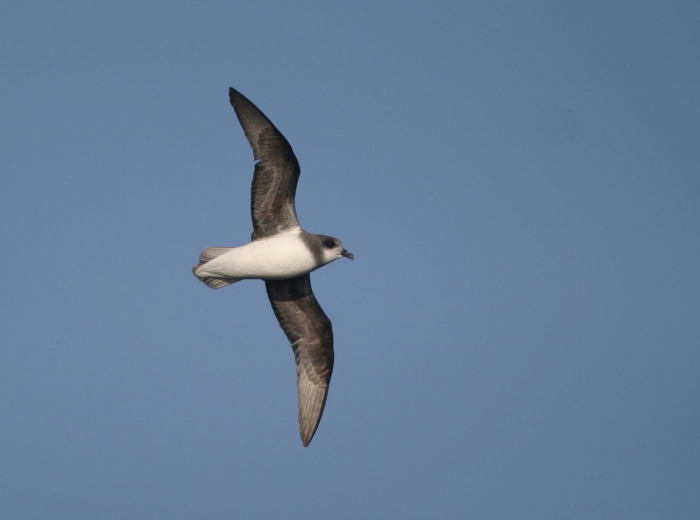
[2,1,699,518]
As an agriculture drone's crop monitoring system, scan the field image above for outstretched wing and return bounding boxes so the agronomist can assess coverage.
[265,274,334,446]
[228,87,301,239]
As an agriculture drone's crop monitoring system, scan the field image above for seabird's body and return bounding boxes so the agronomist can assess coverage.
[192,87,352,446]
[194,229,348,282]
[195,230,313,281]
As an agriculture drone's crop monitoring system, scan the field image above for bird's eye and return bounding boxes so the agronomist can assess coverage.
[324,240,335,248]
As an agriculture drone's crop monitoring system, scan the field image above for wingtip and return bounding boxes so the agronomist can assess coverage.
[228,87,240,105]
[299,415,323,446]
[228,86,245,105]
[299,426,317,447]
[296,381,329,447]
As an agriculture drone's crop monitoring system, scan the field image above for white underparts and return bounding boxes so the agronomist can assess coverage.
[194,230,318,281]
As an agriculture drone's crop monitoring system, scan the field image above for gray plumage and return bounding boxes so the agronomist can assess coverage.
[228,87,301,240]
[265,274,333,446]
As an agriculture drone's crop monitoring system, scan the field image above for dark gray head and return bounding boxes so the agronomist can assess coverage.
[303,233,354,267]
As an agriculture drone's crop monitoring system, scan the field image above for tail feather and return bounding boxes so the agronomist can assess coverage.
[198,247,232,263]
[195,274,240,289]
[192,247,240,289]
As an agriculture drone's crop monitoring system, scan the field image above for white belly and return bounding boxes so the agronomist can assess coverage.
[197,232,317,280]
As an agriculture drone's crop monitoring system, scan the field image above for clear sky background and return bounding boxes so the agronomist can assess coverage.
[2,1,699,518]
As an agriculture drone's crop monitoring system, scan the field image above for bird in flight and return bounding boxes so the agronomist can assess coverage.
[193,87,353,446]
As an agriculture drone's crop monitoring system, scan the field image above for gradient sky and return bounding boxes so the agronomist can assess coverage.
[2,1,699,518]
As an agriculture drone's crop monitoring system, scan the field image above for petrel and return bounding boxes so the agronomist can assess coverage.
[192,87,353,446]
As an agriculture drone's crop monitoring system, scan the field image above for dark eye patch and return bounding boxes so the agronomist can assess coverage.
[324,240,335,248]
